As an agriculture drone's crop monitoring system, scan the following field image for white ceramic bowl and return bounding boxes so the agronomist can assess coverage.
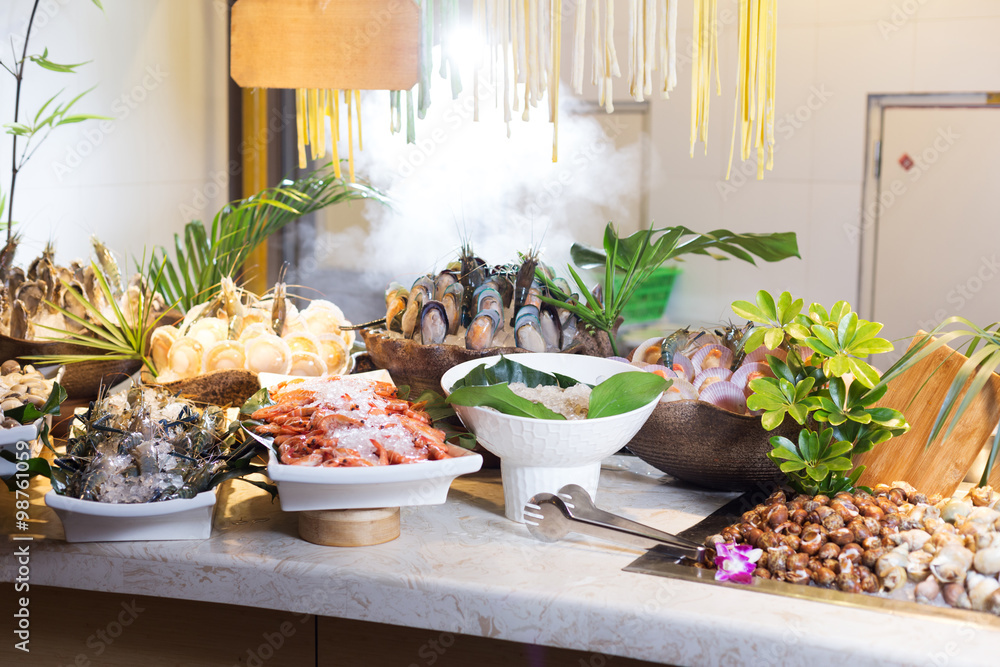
[44,489,217,542]
[440,353,661,522]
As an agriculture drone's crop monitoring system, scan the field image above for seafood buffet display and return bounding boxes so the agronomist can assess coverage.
[626,324,774,415]
[0,360,55,427]
[47,387,262,503]
[150,277,353,382]
[705,483,1000,615]
[0,237,165,341]
[249,376,452,467]
[381,247,579,354]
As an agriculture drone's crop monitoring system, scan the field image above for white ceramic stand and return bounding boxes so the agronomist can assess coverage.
[501,461,601,522]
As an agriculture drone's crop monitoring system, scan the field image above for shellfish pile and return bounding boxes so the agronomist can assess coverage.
[150,278,353,382]
[0,237,165,341]
[706,483,1000,615]
[625,325,776,414]
[0,360,55,427]
[383,248,579,353]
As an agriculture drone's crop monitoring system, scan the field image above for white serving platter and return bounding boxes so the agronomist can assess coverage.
[44,489,217,543]
[0,418,43,478]
[251,372,483,512]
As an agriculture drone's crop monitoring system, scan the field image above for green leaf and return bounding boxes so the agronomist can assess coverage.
[808,303,829,324]
[240,387,275,415]
[30,54,91,73]
[446,384,567,420]
[780,461,807,473]
[829,301,851,323]
[4,122,32,136]
[825,354,852,378]
[742,327,767,352]
[847,357,881,388]
[761,410,786,431]
[763,327,783,351]
[756,290,777,321]
[806,463,829,482]
[837,312,858,347]
[56,113,111,125]
[731,300,765,322]
[787,403,809,425]
[450,356,570,391]
[587,372,668,419]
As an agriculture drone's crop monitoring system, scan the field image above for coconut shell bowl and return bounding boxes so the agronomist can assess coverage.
[626,400,801,492]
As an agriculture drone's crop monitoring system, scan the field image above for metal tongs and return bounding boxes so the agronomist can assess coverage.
[524,484,707,563]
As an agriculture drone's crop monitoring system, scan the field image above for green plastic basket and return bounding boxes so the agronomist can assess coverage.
[613,266,681,324]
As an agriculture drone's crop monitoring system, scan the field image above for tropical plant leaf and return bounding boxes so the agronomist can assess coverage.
[587,372,668,419]
[446,384,567,420]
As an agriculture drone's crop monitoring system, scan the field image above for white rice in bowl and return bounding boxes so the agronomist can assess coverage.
[507,382,592,420]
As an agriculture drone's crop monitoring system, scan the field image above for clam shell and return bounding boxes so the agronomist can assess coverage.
[202,340,247,372]
[186,317,228,348]
[241,308,274,331]
[691,344,733,372]
[289,351,327,377]
[167,337,205,379]
[732,362,774,390]
[244,334,293,374]
[693,367,733,391]
[698,380,747,415]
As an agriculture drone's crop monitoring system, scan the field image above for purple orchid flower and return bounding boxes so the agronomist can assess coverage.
[714,542,763,585]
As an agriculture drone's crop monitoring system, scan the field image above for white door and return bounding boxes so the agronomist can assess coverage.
[870,106,1000,364]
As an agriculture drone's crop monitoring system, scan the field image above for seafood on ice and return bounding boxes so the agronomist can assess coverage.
[151,277,353,381]
[380,245,580,353]
[51,387,234,503]
[624,324,777,415]
[0,236,166,341]
[251,376,452,467]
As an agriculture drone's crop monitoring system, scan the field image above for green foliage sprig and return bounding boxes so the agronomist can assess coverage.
[2,0,108,241]
[151,161,387,312]
[536,223,801,356]
[733,290,909,495]
[874,317,1000,487]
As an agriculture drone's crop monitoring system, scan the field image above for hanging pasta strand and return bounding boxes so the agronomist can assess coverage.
[295,88,307,169]
[690,0,720,156]
[660,0,678,97]
[572,0,587,94]
[726,0,777,180]
[328,89,342,180]
[604,0,620,113]
[643,0,656,98]
[345,90,355,183]
[552,0,562,161]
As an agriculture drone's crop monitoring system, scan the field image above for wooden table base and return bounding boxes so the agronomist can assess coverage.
[298,507,400,547]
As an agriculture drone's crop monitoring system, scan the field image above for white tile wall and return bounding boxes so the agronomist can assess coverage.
[0,0,228,268]
[648,0,1000,325]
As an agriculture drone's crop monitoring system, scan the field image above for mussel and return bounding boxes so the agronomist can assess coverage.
[420,300,449,345]
[441,283,464,335]
[514,305,546,353]
[539,304,562,352]
[466,308,501,350]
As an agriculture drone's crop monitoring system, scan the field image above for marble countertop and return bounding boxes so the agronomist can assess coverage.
[4,455,1000,666]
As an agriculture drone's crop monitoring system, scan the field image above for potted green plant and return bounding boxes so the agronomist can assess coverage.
[732,290,910,495]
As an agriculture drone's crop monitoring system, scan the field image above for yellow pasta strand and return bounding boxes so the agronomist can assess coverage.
[345,90,355,183]
[354,89,363,152]
[295,88,307,169]
[328,89,342,180]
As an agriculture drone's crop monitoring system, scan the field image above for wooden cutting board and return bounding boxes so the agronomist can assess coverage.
[231,0,419,90]
[855,333,1000,496]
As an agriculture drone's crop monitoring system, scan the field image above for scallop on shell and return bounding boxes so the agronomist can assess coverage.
[698,380,747,415]
[202,340,247,372]
[660,378,699,403]
[282,331,322,356]
[691,344,733,371]
[301,303,354,348]
[167,337,205,379]
[288,351,327,377]
[186,317,228,348]
[239,322,274,342]
[316,334,350,375]
[150,325,180,373]
[244,334,293,374]
[631,337,666,366]
[693,367,733,391]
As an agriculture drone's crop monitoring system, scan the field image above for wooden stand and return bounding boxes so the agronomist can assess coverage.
[298,508,400,547]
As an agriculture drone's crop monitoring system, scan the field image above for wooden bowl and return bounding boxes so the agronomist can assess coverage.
[626,401,800,492]
[361,327,615,397]
[59,358,143,399]
[140,369,263,407]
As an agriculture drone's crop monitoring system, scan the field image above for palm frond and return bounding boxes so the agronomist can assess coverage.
[150,161,388,311]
